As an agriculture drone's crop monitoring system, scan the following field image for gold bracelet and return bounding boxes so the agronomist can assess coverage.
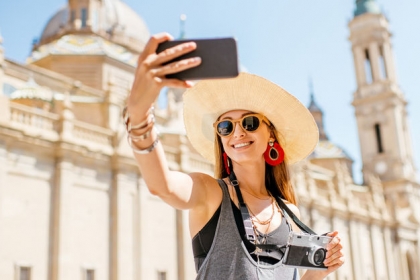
[129,125,154,142]
[123,106,154,133]
[128,135,160,154]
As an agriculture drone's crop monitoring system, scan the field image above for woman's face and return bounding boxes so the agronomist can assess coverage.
[218,110,271,165]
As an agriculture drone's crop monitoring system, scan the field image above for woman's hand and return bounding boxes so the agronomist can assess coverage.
[323,231,344,272]
[127,32,202,120]
[301,230,344,280]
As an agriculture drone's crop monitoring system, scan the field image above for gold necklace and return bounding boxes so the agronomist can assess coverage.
[247,197,275,225]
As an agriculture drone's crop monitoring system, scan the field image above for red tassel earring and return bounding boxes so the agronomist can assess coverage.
[264,138,284,166]
[223,152,231,175]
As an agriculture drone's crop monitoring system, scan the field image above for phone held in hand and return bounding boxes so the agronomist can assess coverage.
[156,37,239,80]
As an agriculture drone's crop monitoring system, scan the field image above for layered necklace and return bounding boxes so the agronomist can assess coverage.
[246,196,282,246]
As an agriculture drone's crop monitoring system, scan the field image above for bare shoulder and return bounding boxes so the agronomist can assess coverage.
[189,172,222,203]
[188,173,223,237]
[189,172,220,189]
[283,200,301,219]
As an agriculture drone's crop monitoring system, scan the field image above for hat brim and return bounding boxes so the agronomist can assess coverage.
[183,73,319,165]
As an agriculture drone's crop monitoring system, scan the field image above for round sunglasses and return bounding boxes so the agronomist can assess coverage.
[213,114,271,137]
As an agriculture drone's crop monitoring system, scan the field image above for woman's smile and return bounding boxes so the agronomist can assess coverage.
[232,141,253,149]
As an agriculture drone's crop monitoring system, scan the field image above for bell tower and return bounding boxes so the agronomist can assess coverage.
[349,0,417,184]
[68,0,99,31]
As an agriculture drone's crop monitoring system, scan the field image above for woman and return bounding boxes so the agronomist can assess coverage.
[126,33,344,279]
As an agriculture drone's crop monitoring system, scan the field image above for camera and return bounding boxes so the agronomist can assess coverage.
[282,232,332,270]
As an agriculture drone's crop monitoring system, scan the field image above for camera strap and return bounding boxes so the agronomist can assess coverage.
[272,196,316,235]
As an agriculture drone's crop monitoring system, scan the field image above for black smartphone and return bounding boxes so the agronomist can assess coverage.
[156,37,239,80]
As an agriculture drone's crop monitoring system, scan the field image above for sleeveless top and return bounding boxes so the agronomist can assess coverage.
[193,200,289,266]
[194,179,298,280]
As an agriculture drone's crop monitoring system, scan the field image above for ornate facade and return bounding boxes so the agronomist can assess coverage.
[0,0,418,279]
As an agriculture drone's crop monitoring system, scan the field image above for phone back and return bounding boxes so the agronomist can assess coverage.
[156,37,239,80]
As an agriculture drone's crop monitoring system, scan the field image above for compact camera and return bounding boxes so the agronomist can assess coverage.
[282,232,332,270]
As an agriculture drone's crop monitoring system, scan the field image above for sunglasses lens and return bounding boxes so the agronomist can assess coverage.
[242,116,260,131]
[217,120,234,136]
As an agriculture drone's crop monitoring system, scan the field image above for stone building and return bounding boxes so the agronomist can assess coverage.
[0,0,418,280]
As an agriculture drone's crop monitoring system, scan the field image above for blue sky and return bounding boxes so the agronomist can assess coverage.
[0,0,419,183]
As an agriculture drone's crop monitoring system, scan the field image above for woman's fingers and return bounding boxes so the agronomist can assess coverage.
[324,231,344,268]
[151,56,202,78]
[152,41,198,67]
[139,32,174,62]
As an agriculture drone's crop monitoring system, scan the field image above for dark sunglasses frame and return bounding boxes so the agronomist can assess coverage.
[213,113,271,137]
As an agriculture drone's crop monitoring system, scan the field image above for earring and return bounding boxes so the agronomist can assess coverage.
[223,152,231,175]
[264,138,284,166]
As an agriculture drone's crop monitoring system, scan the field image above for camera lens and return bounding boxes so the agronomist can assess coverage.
[308,247,326,266]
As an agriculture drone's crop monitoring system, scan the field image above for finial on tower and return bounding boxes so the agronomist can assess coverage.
[354,0,381,17]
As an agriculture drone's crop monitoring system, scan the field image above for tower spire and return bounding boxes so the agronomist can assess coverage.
[307,78,328,141]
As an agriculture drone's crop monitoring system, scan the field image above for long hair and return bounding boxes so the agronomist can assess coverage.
[214,128,297,205]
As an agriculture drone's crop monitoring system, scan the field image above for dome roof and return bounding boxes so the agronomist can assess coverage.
[354,0,381,17]
[39,0,150,53]
[310,140,352,160]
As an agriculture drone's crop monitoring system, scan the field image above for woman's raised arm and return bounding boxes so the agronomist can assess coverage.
[126,33,206,210]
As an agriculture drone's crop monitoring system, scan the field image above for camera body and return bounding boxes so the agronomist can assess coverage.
[282,232,332,270]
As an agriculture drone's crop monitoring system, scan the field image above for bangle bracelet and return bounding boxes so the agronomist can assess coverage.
[123,106,154,132]
[128,136,159,154]
[130,126,154,142]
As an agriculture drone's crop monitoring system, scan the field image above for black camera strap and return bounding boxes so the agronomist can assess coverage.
[229,171,317,246]
[272,195,316,235]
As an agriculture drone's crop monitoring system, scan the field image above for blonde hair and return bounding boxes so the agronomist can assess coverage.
[214,127,297,205]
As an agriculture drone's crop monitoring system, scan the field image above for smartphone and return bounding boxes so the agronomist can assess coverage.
[156,37,239,80]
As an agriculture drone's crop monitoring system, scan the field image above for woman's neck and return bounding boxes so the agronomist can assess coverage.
[231,160,268,196]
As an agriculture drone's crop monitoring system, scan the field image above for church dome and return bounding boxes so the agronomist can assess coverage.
[38,0,150,53]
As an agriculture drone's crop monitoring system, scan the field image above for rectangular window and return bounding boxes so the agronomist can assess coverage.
[364,49,373,84]
[81,8,88,28]
[70,10,76,23]
[85,269,95,280]
[375,123,384,153]
[19,267,31,280]
[157,271,167,280]
[378,45,387,79]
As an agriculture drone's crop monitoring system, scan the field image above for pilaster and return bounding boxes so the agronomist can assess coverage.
[49,158,75,280]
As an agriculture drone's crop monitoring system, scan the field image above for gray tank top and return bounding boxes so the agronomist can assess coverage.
[195,179,298,280]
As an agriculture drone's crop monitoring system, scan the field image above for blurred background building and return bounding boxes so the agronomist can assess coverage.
[0,0,418,279]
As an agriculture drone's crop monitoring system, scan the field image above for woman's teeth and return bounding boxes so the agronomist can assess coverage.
[234,142,251,148]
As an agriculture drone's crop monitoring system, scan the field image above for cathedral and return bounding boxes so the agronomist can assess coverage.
[0,0,419,279]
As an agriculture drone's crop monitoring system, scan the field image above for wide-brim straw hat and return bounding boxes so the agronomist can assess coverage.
[183,72,318,165]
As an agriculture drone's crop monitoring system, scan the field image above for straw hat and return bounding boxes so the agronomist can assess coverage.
[183,72,318,165]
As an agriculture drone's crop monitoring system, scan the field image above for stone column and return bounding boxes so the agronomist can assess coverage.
[49,93,76,280]
[49,158,75,280]
[109,169,119,280]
